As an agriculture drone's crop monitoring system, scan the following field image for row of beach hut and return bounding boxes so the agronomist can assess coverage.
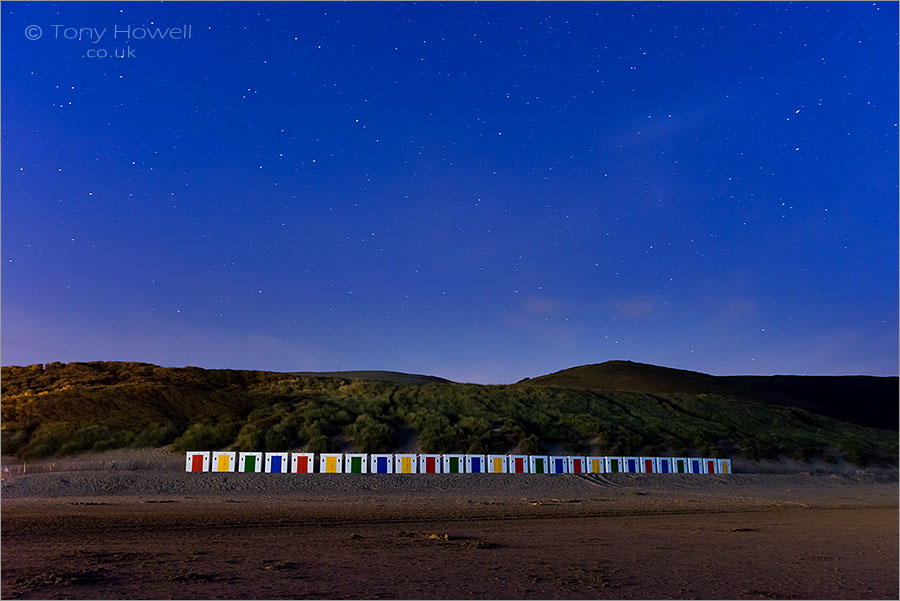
[186,452,732,475]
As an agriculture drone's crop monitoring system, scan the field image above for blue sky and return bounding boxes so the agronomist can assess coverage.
[2,1,897,382]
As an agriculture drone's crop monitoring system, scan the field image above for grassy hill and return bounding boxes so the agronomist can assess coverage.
[520,360,898,430]
[290,370,450,386]
[1,361,896,466]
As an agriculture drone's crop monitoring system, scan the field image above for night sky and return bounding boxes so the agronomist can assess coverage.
[3,2,897,382]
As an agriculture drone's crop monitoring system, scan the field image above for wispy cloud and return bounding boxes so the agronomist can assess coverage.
[502,296,576,347]
[701,296,759,321]
[605,296,657,318]
[596,96,737,151]
[503,296,564,325]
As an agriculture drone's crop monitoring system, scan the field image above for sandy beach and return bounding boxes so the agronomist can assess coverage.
[1,462,897,599]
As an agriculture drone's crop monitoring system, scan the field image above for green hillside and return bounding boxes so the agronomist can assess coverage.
[1,361,896,466]
[521,360,898,429]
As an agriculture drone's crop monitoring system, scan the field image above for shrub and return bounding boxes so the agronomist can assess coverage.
[132,422,179,448]
[233,424,264,451]
[518,434,544,454]
[306,434,336,453]
[91,430,136,452]
[457,416,491,436]
[563,441,586,454]
[347,414,396,453]
[639,445,657,457]
[171,421,238,452]
[264,418,299,451]
[48,425,135,456]
[790,447,809,462]
[18,422,79,458]
[1,429,29,456]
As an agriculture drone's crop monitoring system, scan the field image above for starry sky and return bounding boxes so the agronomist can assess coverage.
[2,2,897,382]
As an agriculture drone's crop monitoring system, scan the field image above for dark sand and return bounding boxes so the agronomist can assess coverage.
[2,468,897,599]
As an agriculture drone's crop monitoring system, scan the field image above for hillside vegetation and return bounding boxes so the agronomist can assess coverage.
[522,361,898,430]
[290,370,450,385]
[1,361,896,466]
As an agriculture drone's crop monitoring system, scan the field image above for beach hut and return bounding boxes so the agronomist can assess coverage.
[703,458,719,474]
[605,456,623,473]
[656,457,674,474]
[587,456,605,474]
[717,458,732,474]
[320,453,343,474]
[529,455,550,474]
[622,456,640,473]
[508,455,529,474]
[394,454,418,474]
[238,452,263,473]
[345,454,368,474]
[688,457,704,474]
[567,456,587,474]
[212,451,236,472]
[419,454,441,473]
[548,456,568,474]
[487,455,507,473]
[465,454,486,473]
[639,457,657,473]
[442,454,465,474]
[370,454,394,474]
[291,452,315,474]
[673,457,689,474]
[265,453,288,473]
[185,451,209,473]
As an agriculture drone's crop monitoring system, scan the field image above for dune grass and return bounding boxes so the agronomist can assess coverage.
[1,361,896,465]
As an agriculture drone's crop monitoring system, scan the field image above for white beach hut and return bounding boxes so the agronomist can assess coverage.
[622,456,641,473]
[370,454,394,474]
[529,455,550,474]
[212,451,236,472]
[291,452,315,474]
[265,452,289,473]
[702,458,719,474]
[419,454,441,473]
[319,453,343,474]
[464,454,486,473]
[548,456,568,474]
[655,457,675,474]
[442,454,465,474]
[369,453,394,474]
[185,451,210,473]
[344,453,368,474]
[688,457,704,474]
[604,456,623,473]
[394,454,418,474]
[238,452,263,473]
[486,455,507,473]
[586,456,605,474]
[639,457,657,473]
[507,455,529,474]
[567,456,587,474]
